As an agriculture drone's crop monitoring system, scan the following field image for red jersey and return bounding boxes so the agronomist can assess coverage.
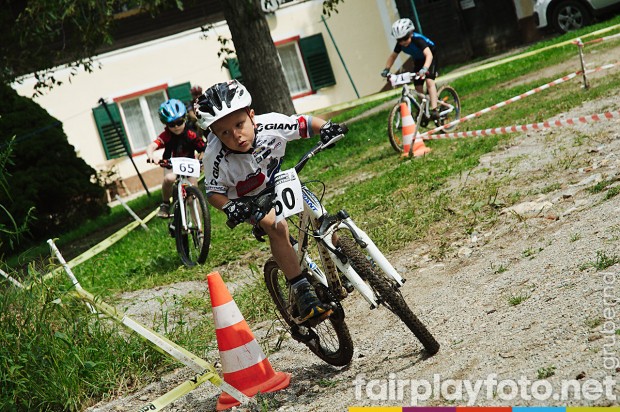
[153,129,206,159]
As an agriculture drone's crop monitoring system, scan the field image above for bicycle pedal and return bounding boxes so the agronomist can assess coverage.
[292,308,333,326]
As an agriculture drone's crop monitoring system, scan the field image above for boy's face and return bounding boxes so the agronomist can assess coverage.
[398,34,412,47]
[210,108,255,152]
[167,118,186,135]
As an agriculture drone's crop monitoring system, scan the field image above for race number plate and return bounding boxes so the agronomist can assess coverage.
[389,72,412,87]
[171,157,201,178]
[274,168,303,224]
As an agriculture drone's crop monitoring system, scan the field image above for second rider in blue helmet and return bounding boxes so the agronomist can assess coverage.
[146,98,206,218]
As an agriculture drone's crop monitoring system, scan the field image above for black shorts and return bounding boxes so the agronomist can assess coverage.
[413,56,438,85]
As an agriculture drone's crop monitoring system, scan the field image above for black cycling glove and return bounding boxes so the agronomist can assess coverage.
[381,68,390,78]
[319,121,347,149]
[222,199,253,228]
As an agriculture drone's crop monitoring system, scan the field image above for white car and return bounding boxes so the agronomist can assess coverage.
[533,0,620,33]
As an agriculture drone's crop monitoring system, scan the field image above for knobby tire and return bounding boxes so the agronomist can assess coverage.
[337,235,440,355]
[263,258,354,367]
[437,86,461,132]
[388,98,420,153]
[174,186,211,267]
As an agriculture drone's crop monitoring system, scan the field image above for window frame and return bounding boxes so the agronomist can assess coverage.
[113,84,168,156]
[275,36,314,99]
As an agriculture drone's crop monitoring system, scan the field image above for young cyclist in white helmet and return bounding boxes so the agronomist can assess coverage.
[381,18,440,120]
[195,80,347,322]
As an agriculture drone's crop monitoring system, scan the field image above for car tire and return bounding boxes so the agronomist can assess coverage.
[551,0,592,33]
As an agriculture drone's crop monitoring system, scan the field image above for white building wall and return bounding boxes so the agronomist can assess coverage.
[11,0,399,182]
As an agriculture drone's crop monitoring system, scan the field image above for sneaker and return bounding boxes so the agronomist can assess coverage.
[293,281,332,322]
[157,203,170,218]
[430,108,440,121]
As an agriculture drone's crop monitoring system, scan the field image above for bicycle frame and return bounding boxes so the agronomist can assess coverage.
[294,185,405,309]
[399,76,457,124]
[174,176,194,231]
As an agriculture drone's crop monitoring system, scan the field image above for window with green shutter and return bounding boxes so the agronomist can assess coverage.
[226,58,243,82]
[167,82,192,104]
[92,104,129,160]
[226,34,335,94]
[299,34,336,90]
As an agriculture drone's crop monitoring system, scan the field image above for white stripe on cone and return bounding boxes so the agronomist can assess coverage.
[212,300,244,329]
[219,338,267,373]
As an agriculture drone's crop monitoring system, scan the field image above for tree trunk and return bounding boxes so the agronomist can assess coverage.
[220,0,295,116]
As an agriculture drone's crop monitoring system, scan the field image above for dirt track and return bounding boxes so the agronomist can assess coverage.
[87,43,620,411]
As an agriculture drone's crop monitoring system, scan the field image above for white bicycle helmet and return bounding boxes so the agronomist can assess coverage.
[391,18,415,39]
[194,80,252,130]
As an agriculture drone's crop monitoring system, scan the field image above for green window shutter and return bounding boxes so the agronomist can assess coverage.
[167,82,192,103]
[92,104,129,160]
[299,34,336,91]
[227,58,243,82]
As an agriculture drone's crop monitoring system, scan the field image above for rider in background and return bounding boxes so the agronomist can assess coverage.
[195,80,347,322]
[381,18,439,120]
[186,85,204,139]
[146,98,206,218]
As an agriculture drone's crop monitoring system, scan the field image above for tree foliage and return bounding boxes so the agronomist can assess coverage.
[2,0,180,94]
[0,83,108,254]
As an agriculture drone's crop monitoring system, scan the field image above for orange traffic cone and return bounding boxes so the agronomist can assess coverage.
[400,102,416,158]
[412,135,432,157]
[207,272,290,411]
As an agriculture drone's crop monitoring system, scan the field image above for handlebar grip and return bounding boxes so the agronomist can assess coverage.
[226,218,239,229]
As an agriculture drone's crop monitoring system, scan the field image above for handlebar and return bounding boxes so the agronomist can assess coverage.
[387,72,425,87]
[147,158,172,169]
[225,124,349,229]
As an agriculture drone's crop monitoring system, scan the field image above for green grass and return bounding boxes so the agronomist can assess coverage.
[4,22,620,410]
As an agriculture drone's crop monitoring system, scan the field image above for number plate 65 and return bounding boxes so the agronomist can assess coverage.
[274,169,303,223]
[170,157,201,178]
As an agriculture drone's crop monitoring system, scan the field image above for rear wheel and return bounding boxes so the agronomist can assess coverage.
[175,186,211,267]
[264,258,354,366]
[437,86,461,132]
[336,235,440,355]
[388,99,420,153]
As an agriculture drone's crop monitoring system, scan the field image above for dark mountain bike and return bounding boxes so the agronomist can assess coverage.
[153,158,211,267]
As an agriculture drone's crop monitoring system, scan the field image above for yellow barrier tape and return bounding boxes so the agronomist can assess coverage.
[41,208,158,283]
[134,370,217,412]
[47,238,251,408]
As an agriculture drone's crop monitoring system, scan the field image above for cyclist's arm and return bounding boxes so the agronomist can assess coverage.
[422,47,433,73]
[146,141,160,162]
[206,192,229,210]
[384,51,398,71]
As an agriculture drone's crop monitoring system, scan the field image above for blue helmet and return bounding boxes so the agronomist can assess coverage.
[158,99,187,124]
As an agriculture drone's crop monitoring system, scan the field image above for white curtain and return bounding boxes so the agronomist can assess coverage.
[278,43,310,95]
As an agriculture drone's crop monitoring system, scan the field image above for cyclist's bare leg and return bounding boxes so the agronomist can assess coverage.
[259,209,301,280]
[162,170,176,203]
[427,78,438,110]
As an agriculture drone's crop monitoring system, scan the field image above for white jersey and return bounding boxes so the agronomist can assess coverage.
[203,112,314,199]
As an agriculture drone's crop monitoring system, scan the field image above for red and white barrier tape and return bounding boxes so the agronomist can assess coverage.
[424,110,620,140]
[419,63,619,140]
[574,32,620,46]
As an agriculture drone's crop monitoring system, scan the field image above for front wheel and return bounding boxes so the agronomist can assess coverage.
[336,235,440,355]
[437,86,461,132]
[387,98,420,153]
[175,186,211,267]
[263,258,354,366]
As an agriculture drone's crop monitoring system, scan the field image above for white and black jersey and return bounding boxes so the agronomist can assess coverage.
[203,112,315,200]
